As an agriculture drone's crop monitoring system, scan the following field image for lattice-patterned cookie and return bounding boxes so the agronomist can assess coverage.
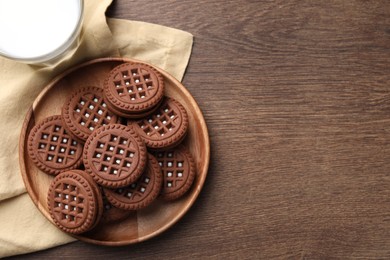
[152,145,196,201]
[62,86,120,142]
[27,115,83,175]
[128,97,189,150]
[83,124,147,188]
[47,170,103,234]
[103,62,164,117]
[105,96,163,119]
[103,154,163,210]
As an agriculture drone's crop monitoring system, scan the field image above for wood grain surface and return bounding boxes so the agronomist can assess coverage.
[10,0,390,259]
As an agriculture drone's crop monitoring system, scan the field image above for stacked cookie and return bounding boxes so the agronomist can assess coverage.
[103,62,164,118]
[27,61,196,235]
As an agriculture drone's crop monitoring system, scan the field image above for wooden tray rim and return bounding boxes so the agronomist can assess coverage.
[19,57,210,246]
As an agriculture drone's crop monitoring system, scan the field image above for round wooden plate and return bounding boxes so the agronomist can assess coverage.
[19,57,210,245]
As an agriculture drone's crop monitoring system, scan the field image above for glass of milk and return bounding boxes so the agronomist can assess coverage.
[0,0,84,65]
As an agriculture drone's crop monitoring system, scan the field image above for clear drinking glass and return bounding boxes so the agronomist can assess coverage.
[0,0,84,65]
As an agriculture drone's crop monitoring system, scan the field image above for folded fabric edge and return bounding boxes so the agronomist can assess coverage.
[107,18,194,81]
[83,0,119,57]
[0,193,75,258]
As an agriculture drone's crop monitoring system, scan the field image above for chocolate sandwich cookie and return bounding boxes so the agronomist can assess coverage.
[62,86,120,142]
[27,115,83,175]
[104,154,163,211]
[100,194,132,224]
[128,97,189,150]
[83,124,147,188]
[105,97,163,119]
[103,62,164,118]
[152,145,196,201]
[47,170,103,234]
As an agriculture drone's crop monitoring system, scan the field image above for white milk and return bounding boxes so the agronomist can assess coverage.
[0,0,83,64]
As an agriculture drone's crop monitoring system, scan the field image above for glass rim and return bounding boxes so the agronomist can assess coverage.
[0,0,84,64]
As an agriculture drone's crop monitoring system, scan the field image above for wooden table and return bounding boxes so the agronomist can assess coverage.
[13,0,390,259]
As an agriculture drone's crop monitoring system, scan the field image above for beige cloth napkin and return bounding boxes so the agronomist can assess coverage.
[0,0,193,257]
